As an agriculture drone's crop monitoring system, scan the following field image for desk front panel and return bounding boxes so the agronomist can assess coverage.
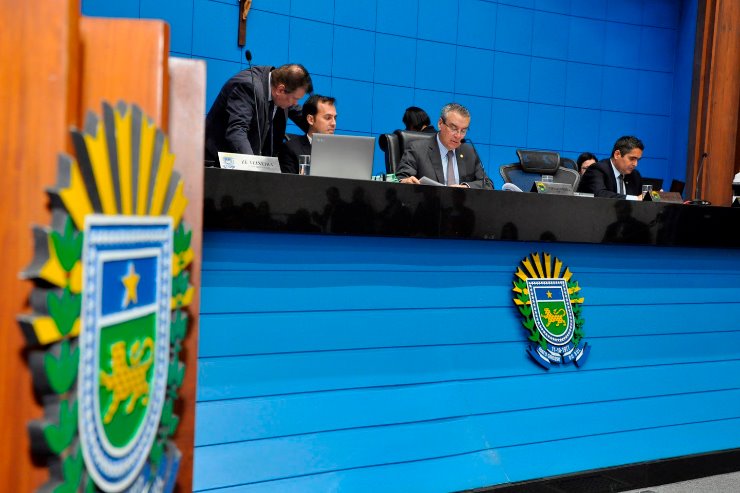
[194,230,740,492]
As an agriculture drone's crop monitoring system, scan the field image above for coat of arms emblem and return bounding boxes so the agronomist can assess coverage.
[19,102,193,492]
[512,253,590,369]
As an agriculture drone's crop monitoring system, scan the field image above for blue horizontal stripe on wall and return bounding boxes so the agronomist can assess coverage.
[198,302,740,358]
[197,332,740,401]
[195,231,740,491]
[196,360,740,446]
[81,0,697,184]
[195,419,740,493]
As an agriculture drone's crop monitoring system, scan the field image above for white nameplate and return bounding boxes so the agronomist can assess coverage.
[218,152,281,173]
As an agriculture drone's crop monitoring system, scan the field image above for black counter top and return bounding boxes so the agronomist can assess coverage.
[204,168,740,248]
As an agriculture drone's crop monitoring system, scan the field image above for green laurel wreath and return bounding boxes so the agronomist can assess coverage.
[25,216,191,492]
[513,278,585,351]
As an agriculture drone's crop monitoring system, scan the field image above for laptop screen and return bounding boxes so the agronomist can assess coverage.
[642,177,664,191]
[310,134,375,180]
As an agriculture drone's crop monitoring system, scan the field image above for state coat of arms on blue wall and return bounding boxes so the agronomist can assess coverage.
[512,253,590,369]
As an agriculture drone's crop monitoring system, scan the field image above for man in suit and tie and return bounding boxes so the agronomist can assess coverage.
[578,136,645,199]
[395,103,493,189]
[278,95,337,174]
[204,63,313,165]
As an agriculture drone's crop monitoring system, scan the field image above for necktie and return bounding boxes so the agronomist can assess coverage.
[267,101,275,156]
[618,175,625,194]
[446,150,456,185]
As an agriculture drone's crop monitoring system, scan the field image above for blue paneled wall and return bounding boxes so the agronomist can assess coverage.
[82,0,696,186]
[196,231,740,491]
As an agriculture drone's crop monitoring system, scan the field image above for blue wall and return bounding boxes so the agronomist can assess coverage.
[196,231,740,491]
[671,0,698,185]
[81,0,696,187]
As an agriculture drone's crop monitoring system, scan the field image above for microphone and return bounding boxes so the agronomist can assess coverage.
[502,183,523,192]
[687,152,710,205]
[461,137,493,190]
[245,49,263,156]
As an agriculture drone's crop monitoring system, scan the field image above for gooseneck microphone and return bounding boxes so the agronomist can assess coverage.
[688,152,710,205]
[461,137,493,189]
[245,49,262,156]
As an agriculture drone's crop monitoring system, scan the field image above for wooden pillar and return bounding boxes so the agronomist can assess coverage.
[1,2,200,490]
[78,17,170,130]
[688,0,740,206]
[0,0,81,488]
[167,57,206,493]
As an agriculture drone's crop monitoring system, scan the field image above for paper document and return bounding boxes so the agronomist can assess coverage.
[420,176,444,187]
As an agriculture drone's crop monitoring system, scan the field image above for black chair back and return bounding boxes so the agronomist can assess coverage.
[379,130,435,174]
[499,149,580,192]
[559,157,578,172]
[378,133,401,174]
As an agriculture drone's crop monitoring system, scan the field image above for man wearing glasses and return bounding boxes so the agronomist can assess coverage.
[396,103,493,189]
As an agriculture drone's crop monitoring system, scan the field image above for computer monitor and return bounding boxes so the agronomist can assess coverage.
[310,134,375,180]
[670,179,685,195]
[642,177,664,191]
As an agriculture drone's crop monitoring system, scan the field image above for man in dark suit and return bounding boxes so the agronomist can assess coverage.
[395,103,493,189]
[577,136,645,199]
[204,63,313,165]
[278,95,337,174]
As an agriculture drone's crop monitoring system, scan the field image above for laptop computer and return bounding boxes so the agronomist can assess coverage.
[670,179,685,195]
[641,176,664,191]
[309,134,375,180]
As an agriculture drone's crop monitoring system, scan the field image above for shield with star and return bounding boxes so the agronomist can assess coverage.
[78,215,172,491]
[19,102,192,493]
[526,278,575,346]
[512,253,589,369]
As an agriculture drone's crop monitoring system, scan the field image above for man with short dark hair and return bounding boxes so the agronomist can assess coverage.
[577,136,645,199]
[278,95,337,174]
[204,63,313,164]
[395,103,493,189]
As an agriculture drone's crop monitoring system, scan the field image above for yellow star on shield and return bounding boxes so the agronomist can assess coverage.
[546,290,553,299]
[122,262,141,308]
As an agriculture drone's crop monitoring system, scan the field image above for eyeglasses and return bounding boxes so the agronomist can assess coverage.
[441,119,469,136]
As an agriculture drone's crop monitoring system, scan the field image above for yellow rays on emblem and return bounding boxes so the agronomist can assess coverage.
[512,253,584,305]
[55,102,188,229]
[20,102,194,346]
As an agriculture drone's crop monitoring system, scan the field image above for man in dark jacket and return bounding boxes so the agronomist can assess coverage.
[204,63,313,164]
[577,136,645,199]
[278,95,337,174]
[396,103,493,190]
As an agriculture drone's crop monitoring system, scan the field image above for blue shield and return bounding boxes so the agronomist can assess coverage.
[78,215,172,492]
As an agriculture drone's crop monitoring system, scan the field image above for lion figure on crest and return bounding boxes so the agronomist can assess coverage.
[542,308,566,327]
[100,337,155,424]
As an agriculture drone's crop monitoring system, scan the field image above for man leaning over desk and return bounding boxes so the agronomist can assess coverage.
[204,63,313,164]
[395,103,493,190]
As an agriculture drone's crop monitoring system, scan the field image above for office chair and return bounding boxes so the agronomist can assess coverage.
[378,133,401,174]
[559,157,578,172]
[379,130,434,174]
[499,150,580,192]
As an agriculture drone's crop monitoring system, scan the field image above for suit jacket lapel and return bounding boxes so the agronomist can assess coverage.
[428,140,445,183]
[456,148,469,179]
[605,161,619,193]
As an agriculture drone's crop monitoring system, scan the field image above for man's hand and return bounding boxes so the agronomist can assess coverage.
[400,177,421,184]
[450,184,469,188]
